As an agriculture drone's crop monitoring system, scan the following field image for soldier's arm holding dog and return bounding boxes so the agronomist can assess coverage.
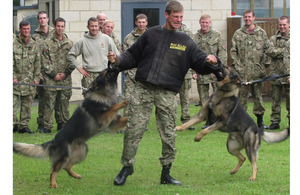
[189,43,225,81]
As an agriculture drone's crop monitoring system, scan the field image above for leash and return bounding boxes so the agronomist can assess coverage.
[13,82,88,90]
[242,74,290,85]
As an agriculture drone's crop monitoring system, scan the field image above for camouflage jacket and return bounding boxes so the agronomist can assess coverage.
[231,24,270,81]
[32,26,54,76]
[42,32,74,91]
[283,40,290,74]
[13,35,41,96]
[111,32,122,53]
[122,27,147,80]
[193,28,227,84]
[178,23,193,79]
[266,30,290,84]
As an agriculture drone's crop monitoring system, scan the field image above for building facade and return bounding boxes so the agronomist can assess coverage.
[13,0,290,101]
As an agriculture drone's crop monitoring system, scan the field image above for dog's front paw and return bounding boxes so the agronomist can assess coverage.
[50,182,58,188]
[194,136,202,142]
[175,126,185,131]
[121,100,129,108]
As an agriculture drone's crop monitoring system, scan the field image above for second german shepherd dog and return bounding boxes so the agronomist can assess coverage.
[176,65,289,181]
[13,68,128,188]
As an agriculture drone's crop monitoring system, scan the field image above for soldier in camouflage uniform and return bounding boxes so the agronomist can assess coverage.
[231,10,270,128]
[193,14,227,128]
[265,16,290,130]
[13,20,41,133]
[32,11,55,132]
[122,14,148,119]
[178,23,195,130]
[102,19,122,52]
[41,17,74,133]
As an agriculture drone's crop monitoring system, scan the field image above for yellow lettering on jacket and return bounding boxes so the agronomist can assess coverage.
[170,43,186,51]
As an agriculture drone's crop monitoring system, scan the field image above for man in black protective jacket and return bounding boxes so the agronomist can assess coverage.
[108,0,225,186]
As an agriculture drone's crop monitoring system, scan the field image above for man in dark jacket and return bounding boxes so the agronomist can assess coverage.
[108,0,225,186]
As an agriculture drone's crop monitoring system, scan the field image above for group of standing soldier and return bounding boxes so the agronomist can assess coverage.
[13,3,290,149]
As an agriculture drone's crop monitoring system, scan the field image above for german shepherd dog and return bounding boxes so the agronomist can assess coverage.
[176,66,289,181]
[13,68,128,188]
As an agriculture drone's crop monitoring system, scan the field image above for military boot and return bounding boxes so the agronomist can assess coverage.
[114,166,134,186]
[160,163,181,186]
[256,114,266,129]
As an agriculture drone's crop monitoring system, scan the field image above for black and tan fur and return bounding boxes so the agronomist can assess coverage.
[176,66,289,181]
[13,68,128,188]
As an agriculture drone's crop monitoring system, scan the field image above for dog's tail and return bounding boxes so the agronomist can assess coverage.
[13,140,53,159]
[262,127,290,143]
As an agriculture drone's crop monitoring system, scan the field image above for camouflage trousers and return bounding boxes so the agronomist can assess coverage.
[13,94,34,129]
[179,78,191,123]
[270,84,290,123]
[36,86,46,126]
[239,82,265,115]
[123,70,136,117]
[121,81,178,166]
[43,89,72,130]
[196,82,216,106]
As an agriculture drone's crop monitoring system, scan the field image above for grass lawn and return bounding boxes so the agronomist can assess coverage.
[13,101,290,194]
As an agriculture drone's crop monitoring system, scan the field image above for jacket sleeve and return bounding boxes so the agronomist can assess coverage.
[113,37,143,71]
[217,34,228,65]
[230,32,240,68]
[64,41,75,78]
[189,42,223,76]
[41,42,57,79]
[266,36,285,59]
[33,47,41,82]
[261,32,271,68]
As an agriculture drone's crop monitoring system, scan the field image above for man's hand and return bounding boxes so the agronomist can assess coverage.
[206,55,218,65]
[13,79,18,83]
[58,73,66,80]
[108,51,116,63]
[192,73,198,80]
[78,68,90,78]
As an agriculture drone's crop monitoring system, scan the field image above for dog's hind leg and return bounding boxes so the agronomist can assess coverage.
[244,129,260,181]
[176,99,210,131]
[65,166,82,179]
[64,143,88,179]
[50,158,67,188]
[227,133,246,175]
[194,120,224,142]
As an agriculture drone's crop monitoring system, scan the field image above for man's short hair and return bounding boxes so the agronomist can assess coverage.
[200,14,211,21]
[243,9,255,17]
[279,16,290,23]
[37,11,48,19]
[165,0,183,14]
[87,17,98,26]
[103,19,114,26]
[19,20,30,28]
[54,17,66,26]
[135,14,148,21]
